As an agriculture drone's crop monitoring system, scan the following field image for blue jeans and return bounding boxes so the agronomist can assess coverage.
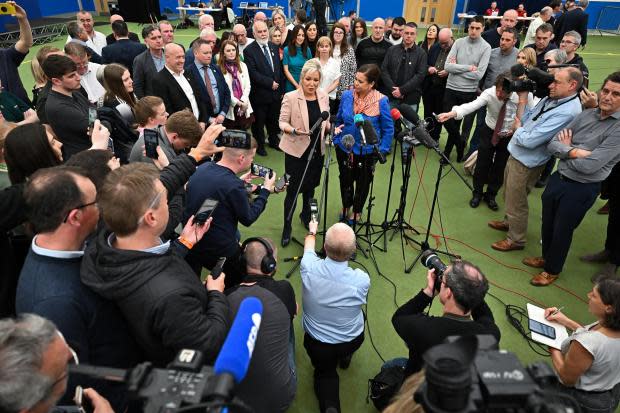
[559,383,620,413]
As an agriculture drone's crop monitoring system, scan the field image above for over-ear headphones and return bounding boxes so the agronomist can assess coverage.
[239,237,277,274]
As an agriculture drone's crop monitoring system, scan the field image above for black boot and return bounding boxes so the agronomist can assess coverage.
[281,222,292,247]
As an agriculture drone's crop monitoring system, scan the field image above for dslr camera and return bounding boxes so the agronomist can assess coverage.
[420,249,448,293]
[215,129,252,149]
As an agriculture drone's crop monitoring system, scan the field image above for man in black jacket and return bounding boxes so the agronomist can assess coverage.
[554,0,589,47]
[80,125,230,366]
[105,14,140,45]
[101,20,146,76]
[390,260,500,376]
[381,22,427,112]
[423,28,454,141]
[355,18,391,69]
[243,20,285,156]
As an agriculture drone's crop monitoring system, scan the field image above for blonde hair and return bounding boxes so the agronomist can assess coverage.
[518,47,537,68]
[301,59,322,81]
[383,370,426,413]
[316,36,333,57]
[271,9,287,28]
[31,46,61,87]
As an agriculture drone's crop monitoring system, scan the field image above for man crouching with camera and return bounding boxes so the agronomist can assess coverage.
[390,254,501,377]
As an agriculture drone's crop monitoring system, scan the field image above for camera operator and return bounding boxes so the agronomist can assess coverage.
[391,259,500,377]
[225,237,297,412]
[80,125,230,367]
[184,136,277,288]
[300,221,370,413]
[0,314,114,413]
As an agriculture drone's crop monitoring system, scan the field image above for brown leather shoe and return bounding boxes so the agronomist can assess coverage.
[491,239,524,251]
[530,271,559,286]
[488,220,509,231]
[523,256,545,268]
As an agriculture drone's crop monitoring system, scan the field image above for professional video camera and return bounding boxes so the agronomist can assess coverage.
[505,63,584,96]
[414,335,581,413]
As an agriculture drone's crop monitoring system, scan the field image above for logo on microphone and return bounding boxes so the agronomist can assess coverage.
[247,313,262,355]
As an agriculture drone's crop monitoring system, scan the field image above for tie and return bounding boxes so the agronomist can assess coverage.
[203,65,217,109]
[262,44,274,72]
[492,100,507,146]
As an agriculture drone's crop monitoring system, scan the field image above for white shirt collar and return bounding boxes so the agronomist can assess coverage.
[31,235,84,259]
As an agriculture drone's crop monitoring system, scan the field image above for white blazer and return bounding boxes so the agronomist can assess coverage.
[223,61,253,120]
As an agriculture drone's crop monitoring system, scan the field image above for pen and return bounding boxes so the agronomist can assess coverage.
[549,306,565,317]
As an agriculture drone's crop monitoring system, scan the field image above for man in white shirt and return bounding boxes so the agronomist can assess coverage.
[233,24,255,55]
[66,11,106,54]
[64,42,105,104]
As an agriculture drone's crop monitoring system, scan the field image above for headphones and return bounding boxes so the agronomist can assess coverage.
[239,237,277,274]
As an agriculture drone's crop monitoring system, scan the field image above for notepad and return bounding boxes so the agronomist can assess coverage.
[526,303,569,350]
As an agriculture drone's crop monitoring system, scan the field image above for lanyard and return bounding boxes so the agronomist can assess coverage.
[532,94,579,122]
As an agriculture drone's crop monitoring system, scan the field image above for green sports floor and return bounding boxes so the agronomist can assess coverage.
[15,20,620,412]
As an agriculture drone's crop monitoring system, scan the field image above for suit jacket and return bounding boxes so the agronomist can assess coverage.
[186,62,231,122]
[243,41,285,104]
[106,32,140,45]
[102,39,146,75]
[152,67,208,122]
[554,8,589,46]
[278,88,330,158]
[133,49,161,98]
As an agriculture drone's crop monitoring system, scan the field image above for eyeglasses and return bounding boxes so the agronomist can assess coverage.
[137,190,164,226]
[63,200,97,223]
[333,30,344,35]
[560,39,577,45]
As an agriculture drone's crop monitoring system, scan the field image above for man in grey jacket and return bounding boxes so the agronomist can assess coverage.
[132,25,165,98]
[442,15,491,161]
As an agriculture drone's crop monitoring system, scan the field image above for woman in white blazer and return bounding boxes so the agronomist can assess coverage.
[217,39,253,129]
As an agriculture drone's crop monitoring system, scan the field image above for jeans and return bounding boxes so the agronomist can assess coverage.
[558,382,620,413]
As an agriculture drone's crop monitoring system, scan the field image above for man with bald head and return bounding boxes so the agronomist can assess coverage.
[248,12,268,39]
[152,43,207,122]
[482,9,521,48]
[105,14,140,45]
[355,18,391,68]
[424,28,454,141]
[233,23,254,55]
[301,220,369,413]
[198,13,215,31]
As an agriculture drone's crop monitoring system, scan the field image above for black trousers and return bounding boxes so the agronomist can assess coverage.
[283,153,323,228]
[186,246,244,290]
[422,84,446,141]
[303,332,364,413]
[472,125,510,197]
[251,98,281,148]
[541,172,601,275]
[442,88,477,158]
[313,0,328,37]
[604,164,620,265]
[335,146,377,214]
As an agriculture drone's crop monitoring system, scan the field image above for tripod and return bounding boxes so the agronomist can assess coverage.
[404,143,473,273]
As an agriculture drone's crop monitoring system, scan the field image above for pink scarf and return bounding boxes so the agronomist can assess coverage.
[224,61,243,100]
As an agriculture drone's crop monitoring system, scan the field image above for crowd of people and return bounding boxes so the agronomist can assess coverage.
[0,0,619,412]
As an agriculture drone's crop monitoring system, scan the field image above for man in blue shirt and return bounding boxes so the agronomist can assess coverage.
[489,67,583,252]
[301,220,370,413]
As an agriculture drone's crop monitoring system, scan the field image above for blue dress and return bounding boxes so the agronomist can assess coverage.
[283,45,310,92]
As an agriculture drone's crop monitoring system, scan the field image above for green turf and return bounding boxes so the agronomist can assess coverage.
[16,20,620,412]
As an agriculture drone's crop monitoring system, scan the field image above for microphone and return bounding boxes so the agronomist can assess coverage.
[341,134,355,152]
[412,124,438,149]
[362,120,386,164]
[307,110,330,136]
[212,296,263,399]
[398,104,423,128]
[353,113,367,145]
[390,108,411,132]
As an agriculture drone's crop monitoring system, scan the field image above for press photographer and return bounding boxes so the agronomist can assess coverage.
[390,252,500,377]
[184,131,277,288]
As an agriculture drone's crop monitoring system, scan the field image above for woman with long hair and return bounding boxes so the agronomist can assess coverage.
[333,64,393,224]
[278,59,330,246]
[517,48,537,68]
[269,26,285,60]
[315,37,341,114]
[419,23,440,52]
[305,22,319,57]
[30,46,61,108]
[330,22,357,111]
[283,25,311,92]
[545,278,620,413]
[101,63,137,123]
[272,9,289,50]
[350,18,368,49]
[218,40,253,130]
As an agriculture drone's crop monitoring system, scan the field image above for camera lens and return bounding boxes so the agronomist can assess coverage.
[420,250,447,277]
[0,6,6,11]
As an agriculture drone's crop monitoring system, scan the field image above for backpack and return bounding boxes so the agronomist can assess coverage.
[96,105,139,164]
[367,365,405,411]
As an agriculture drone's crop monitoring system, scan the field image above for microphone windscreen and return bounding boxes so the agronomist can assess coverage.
[353,113,365,126]
[362,120,379,145]
[341,134,355,151]
[320,111,330,120]
[398,104,421,126]
[510,63,527,78]
[413,125,438,149]
[214,296,263,383]
[390,108,402,121]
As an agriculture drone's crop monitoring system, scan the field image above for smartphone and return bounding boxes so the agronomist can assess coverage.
[274,173,290,192]
[143,128,159,159]
[73,386,92,413]
[528,319,556,339]
[214,129,251,149]
[0,3,16,15]
[211,257,226,279]
[309,198,319,222]
[194,198,219,225]
[88,106,97,133]
[251,163,273,178]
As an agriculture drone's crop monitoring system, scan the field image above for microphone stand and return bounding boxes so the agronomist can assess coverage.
[404,144,472,273]
[317,125,335,253]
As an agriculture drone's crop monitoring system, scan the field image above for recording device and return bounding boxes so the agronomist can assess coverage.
[0,2,16,15]
[398,105,438,149]
[528,318,556,339]
[68,297,263,413]
[353,114,367,145]
[194,198,219,225]
[414,335,579,413]
[275,173,290,192]
[341,134,355,152]
[420,249,448,293]
[211,257,226,280]
[214,129,251,149]
[73,386,92,413]
[362,120,386,164]
[507,63,582,95]
[309,198,319,222]
[143,128,159,159]
[251,163,273,178]
[307,110,330,136]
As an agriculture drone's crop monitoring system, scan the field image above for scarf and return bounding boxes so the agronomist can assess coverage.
[353,89,383,116]
[224,61,243,100]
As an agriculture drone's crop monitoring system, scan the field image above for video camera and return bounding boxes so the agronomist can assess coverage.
[505,63,585,96]
[414,335,580,413]
[215,129,252,149]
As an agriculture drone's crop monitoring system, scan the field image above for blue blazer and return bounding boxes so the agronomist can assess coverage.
[333,90,394,156]
[101,39,146,76]
[187,62,231,121]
